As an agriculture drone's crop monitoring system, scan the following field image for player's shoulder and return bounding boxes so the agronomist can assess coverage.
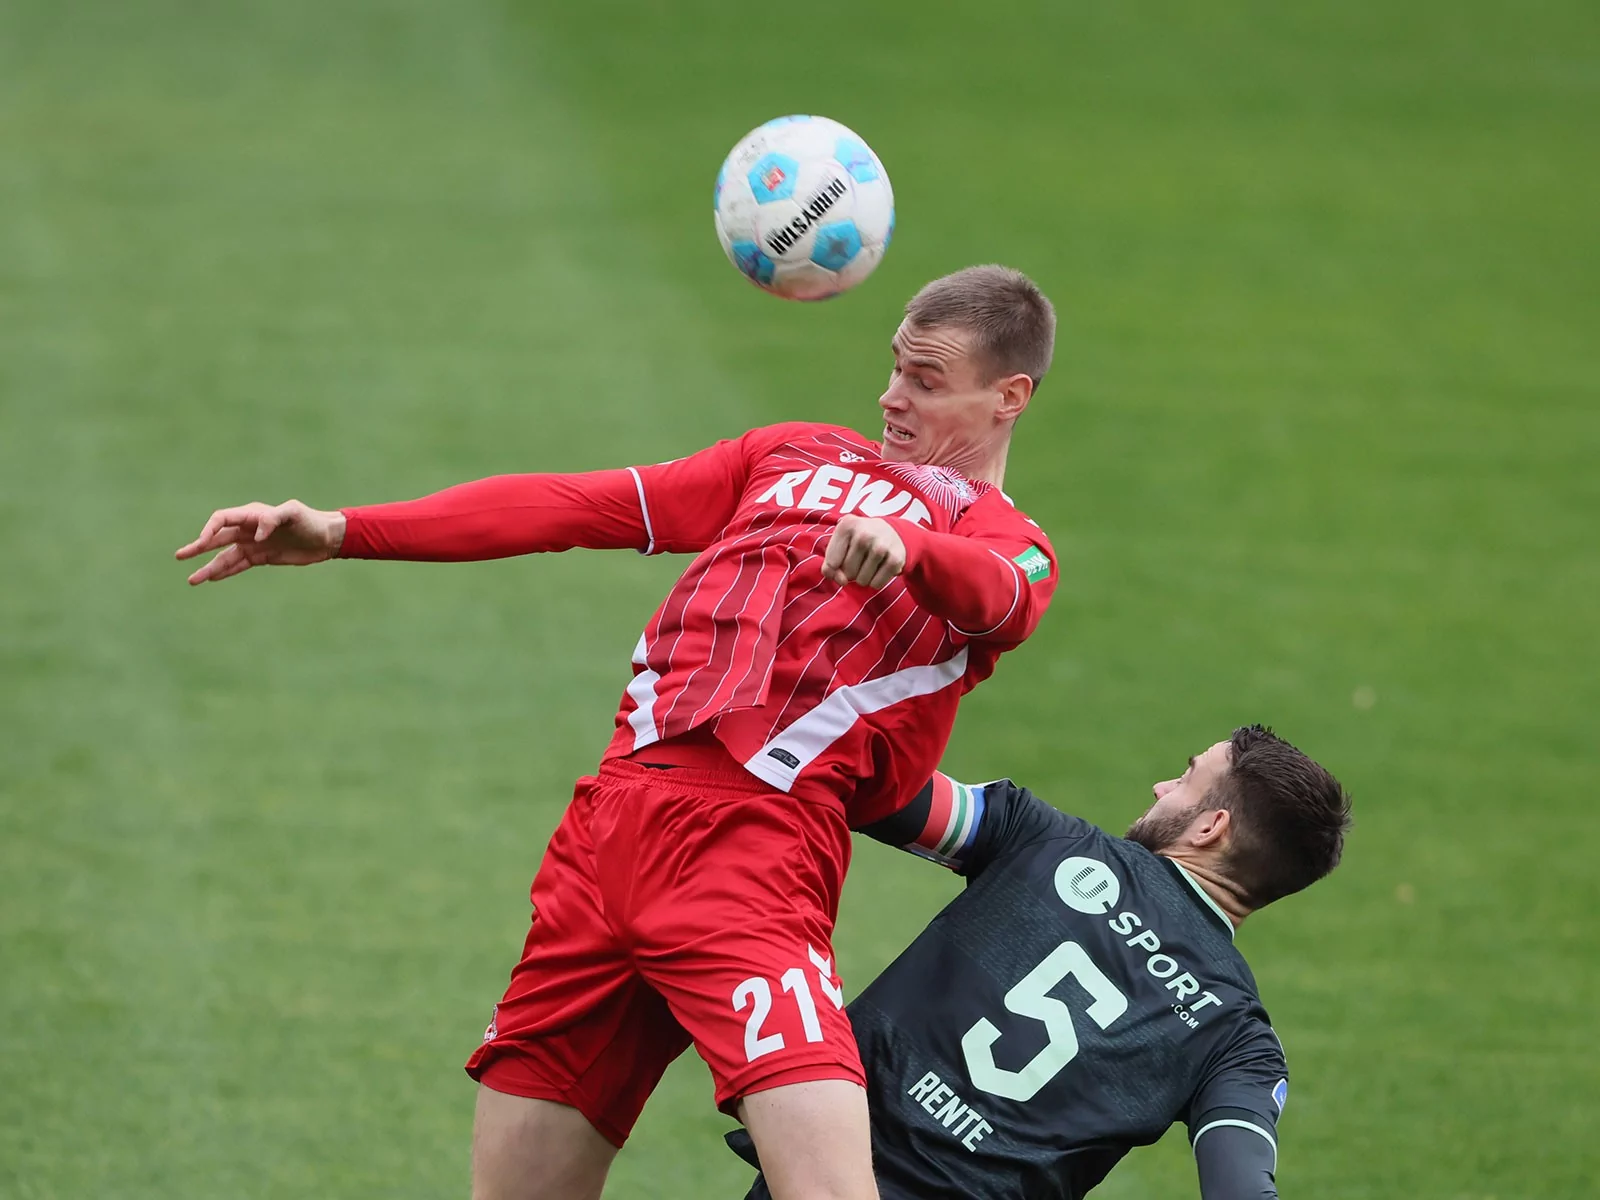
[958,485,1053,542]
[1203,1004,1289,1107]
[962,777,1100,868]
[1186,1009,1290,1146]
[741,421,874,455]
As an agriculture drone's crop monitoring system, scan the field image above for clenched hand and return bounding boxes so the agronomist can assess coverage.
[175,500,346,585]
[820,515,907,589]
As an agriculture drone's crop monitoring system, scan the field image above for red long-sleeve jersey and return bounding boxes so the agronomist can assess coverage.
[341,422,1056,825]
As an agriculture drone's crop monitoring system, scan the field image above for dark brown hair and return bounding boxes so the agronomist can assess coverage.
[1211,725,1352,907]
[904,265,1056,386]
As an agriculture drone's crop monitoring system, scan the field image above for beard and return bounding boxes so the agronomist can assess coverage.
[1126,799,1203,853]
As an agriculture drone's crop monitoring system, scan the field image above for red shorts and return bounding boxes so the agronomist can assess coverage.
[465,757,864,1146]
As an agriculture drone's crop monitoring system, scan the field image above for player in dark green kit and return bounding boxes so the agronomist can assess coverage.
[729,725,1350,1199]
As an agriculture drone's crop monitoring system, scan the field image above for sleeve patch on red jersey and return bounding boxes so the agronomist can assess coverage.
[1013,545,1052,584]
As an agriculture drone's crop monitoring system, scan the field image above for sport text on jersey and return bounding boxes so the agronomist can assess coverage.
[1056,857,1216,1036]
[756,465,935,526]
[1107,909,1221,1028]
[1061,854,1223,1027]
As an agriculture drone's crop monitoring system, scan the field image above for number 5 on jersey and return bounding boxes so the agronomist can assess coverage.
[962,941,1129,1102]
[732,946,845,1062]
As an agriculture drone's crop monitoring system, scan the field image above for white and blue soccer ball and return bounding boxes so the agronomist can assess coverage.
[714,115,895,301]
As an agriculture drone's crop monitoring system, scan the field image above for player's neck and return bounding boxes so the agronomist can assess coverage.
[968,442,1008,487]
[927,440,1009,488]
[1159,852,1252,929]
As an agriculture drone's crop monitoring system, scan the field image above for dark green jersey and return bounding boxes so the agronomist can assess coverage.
[733,777,1287,1199]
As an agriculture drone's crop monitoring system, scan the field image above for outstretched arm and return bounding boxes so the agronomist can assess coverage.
[858,773,989,869]
[172,424,820,585]
[338,470,649,560]
[859,773,1080,876]
[175,470,648,585]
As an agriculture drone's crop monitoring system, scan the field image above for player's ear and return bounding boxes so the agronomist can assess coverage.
[995,372,1033,423]
[1190,807,1231,850]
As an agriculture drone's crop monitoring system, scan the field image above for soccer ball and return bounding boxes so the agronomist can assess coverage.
[713,115,895,301]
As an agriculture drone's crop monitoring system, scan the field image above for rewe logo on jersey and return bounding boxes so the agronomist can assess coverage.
[756,465,935,526]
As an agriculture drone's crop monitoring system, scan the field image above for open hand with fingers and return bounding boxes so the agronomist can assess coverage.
[821,515,907,590]
[175,500,346,585]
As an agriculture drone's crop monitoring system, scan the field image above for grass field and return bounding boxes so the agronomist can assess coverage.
[3,1,1598,1196]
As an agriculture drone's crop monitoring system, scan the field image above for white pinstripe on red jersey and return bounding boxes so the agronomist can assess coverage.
[687,525,832,729]
[601,423,1051,824]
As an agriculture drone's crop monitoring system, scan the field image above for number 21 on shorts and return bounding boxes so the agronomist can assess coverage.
[732,945,844,1062]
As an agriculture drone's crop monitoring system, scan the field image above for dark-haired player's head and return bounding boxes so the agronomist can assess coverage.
[881,265,1056,481]
[1126,725,1352,910]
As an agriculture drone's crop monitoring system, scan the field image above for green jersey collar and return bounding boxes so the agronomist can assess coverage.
[1167,859,1236,941]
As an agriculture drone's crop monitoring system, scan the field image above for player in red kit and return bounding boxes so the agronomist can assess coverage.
[176,266,1059,1200]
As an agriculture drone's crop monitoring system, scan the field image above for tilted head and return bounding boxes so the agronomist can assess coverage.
[880,265,1056,484]
[1126,726,1352,911]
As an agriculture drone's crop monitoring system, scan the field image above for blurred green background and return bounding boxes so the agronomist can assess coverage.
[2,0,1596,1196]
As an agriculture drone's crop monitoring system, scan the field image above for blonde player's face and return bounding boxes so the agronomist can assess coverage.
[879,321,1023,470]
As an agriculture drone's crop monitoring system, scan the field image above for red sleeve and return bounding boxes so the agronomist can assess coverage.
[889,505,1057,645]
[339,470,650,560]
[337,423,823,562]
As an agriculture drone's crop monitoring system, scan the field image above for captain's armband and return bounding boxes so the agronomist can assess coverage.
[860,772,987,869]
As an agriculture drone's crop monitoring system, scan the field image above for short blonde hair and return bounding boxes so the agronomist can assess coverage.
[905,265,1056,385]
